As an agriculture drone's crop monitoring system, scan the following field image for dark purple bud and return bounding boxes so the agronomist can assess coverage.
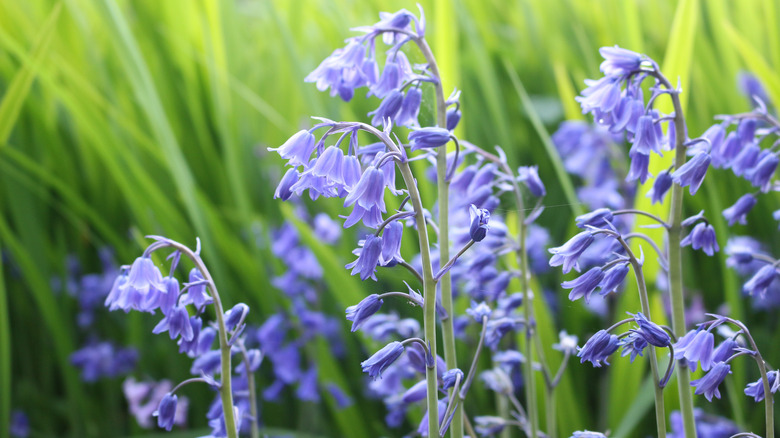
[632,312,670,347]
[577,329,620,367]
[442,368,464,390]
[274,168,300,201]
[154,393,177,431]
[711,338,738,363]
[626,150,651,183]
[671,151,711,195]
[719,133,742,167]
[619,332,648,363]
[408,127,451,151]
[737,119,757,145]
[446,107,461,130]
[723,194,757,226]
[224,303,249,331]
[468,205,490,242]
[345,294,384,332]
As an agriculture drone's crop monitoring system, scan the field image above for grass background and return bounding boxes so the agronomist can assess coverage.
[0,0,778,436]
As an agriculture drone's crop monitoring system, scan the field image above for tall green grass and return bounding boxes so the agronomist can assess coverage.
[0,0,778,436]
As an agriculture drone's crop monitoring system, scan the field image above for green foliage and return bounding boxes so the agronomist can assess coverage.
[0,0,778,436]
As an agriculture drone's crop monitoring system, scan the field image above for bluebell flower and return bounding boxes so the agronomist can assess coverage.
[224,303,249,331]
[370,54,404,99]
[746,150,778,192]
[711,338,738,363]
[737,118,758,144]
[668,409,739,438]
[480,368,513,394]
[744,264,777,297]
[344,166,386,216]
[152,305,194,341]
[632,312,671,347]
[70,341,138,381]
[361,341,405,380]
[346,294,384,331]
[446,106,461,130]
[313,213,342,244]
[703,125,727,167]
[442,368,463,390]
[468,205,490,242]
[346,234,383,281]
[577,329,620,367]
[395,86,422,128]
[268,130,317,168]
[154,393,178,431]
[732,142,761,176]
[274,168,300,201]
[598,262,630,295]
[691,362,731,401]
[723,194,757,226]
[296,366,320,402]
[401,379,427,403]
[738,71,771,105]
[474,416,507,436]
[305,40,375,101]
[10,411,29,438]
[562,267,604,303]
[716,132,742,169]
[626,150,651,183]
[466,301,492,322]
[599,46,643,75]
[518,165,546,197]
[575,208,613,228]
[549,231,595,273]
[158,276,179,316]
[619,332,647,362]
[484,318,518,350]
[109,256,165,313]
[553,331,579,354]
[674,329,715,371]
[571,431,608,438]
[180,268,213,309]
[380,221,404,266]
[408,127,451,150]
[190,350,222,376]
[417,398,448,437]
[632,115,662,156]
[368,89,404,127]
[177,317,213,357]
[307,146,345,184]
[681,222,719,256]
[744,370,779,402]
[672,151,711,195]
[647,170,673,204]
[577,77,622,115]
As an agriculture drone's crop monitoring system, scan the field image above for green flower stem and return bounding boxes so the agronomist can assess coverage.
[237,340,260,438]
[616,235,666,438]
[156,240,238,438]
[413,36,461,438]
[652,68,697,438]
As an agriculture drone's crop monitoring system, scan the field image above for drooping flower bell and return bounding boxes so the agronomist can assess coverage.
[681,222,719,256]
[345,294,384,331]
[408,127,451,150]
[361,341,405,380]
[345,234,383,281]
[468,205,490,242]
[722,194,757,226]
[691,362,731,401]
[268,130,317,168]
[577,329,620,367]
[672,151,711,195]
[549,231,595,273]
[562,267,604,303]
[154,393,178,431]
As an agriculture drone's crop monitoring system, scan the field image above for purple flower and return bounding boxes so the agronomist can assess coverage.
[70,341,138,382]
[180,268,213,309]
[154,393,178,431]
[268,130,317,168]
[308,146,346,184]
[326,384,353,409]
[746,151,778,192]
[691,362,731,401]
[549,231,595,273]
[152,305,194,341]
[732,142,761,176]
[711,338,738,363]
[466,301,492,322]
[632,312,670,347]
[738,72,771,105]
[344,166,386,211]
[313,213,342,244]
[577,77,622,115]
[401,379,428,403]
[744,264,777,297]
[380,221,404,266]
[674,329,715,371]
[577,329,620,367]
[572,431,608,438]
[446,107,461,130]
[474,416,508,436]
[626,150,651,183]
[296,367,320,402]
[361,341,405,380]
[680,222,719,256]
[562,267,604,303]
[619,332,648,362]
[723,194,757,226]
[408,127,451,150]
[190,350,222,376]
[442,368,463,390]
[744,370,779,402]
[345,294,384,331]
[484,318,518,350]
[305,40,375,101]
[518,165,546,197]
[672,151,711,195]
[647,170,673,204]
[632,115,662,156]
[468,205,490,242]
[599,262,629,295]
[274,168,300,201]
[396,87,422,128]
[345,234,383,281]
[112,257,166,313]
[224,303,249,331]
[599,46,643,76]
[575,208,613,228]
[10,411,29,438]
[368,89,404,127]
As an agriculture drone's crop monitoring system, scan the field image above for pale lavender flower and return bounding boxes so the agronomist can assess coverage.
[691,362,731,401]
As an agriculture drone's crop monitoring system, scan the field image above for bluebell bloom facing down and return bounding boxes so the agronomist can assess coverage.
[647,170,673,204]
[368,89,404,127]
[626,150,651,183]
[269,130,317,168]
[518,165,546,197]
[681,222,719,256]
[599,262,630,295]
[577,77,622,115]
[111,256,166,313]
[484,318,518,350]
[549,231,595,273]
[154,393,178,431]
[361,341,405,380]
[380,221,404,266]
[575,208,613,228]
[746,150,778,192]
[181,268,213,309]
[632,312,671,347]
[599,46,643,76]
[732,142,761,177]
[577,329,620,367]
[744,370,779,402]
[346,234,383,281]
[152,305,194,342]
[408,127,451,150]
[442,368,463,390]
[396,87,422,128]
[305,40,375,101]
[691,362,731,401]
[468,205,490,242]
[70,341,138,382]
[346,294,384,331]
[466,301,492,322]
[401,379,428,403]
[619,332,648,363]
[723,194,757,226]
[744,264,777,297]
[274,168,300,201]
[674,329,715,371]
[702,124,727,167]
[672,151,711,195]
[632,115,662,156]
[307,146,345,185]
[446,107,461,130]
[562,267,604,303]
[711,338,738,364]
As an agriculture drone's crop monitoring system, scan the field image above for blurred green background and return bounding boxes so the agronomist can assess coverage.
[1,0,779,436]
